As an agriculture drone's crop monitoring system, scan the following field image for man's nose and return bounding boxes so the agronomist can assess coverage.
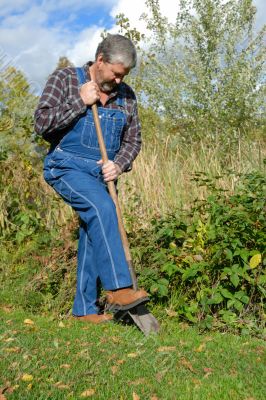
[115,77,122,84]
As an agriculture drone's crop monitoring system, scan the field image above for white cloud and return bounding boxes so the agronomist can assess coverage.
[110,0,180,29]
[66,26,105,66]
[0,0,31,17]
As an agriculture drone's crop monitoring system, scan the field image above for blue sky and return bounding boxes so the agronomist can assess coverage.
[0,0,265,94]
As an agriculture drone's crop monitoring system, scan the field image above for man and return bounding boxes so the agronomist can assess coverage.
[34,34,148,324]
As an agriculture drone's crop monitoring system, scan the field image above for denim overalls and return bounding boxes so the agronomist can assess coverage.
[43,68,132,316]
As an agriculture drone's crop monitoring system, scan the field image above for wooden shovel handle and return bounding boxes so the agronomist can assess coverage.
[91,103,138,290]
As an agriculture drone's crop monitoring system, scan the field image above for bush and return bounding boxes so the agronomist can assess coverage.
[131,170,265,335]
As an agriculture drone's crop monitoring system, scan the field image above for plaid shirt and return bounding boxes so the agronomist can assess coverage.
[34,63,141,172]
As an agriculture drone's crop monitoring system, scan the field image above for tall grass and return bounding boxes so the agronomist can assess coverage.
[0,135,264,240]
[119,135,265,223]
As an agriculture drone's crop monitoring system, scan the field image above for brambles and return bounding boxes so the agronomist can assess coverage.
[131,171,265,335]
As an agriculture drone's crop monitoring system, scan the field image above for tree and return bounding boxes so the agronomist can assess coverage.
[119,0,266,145]
[0,65,38,156]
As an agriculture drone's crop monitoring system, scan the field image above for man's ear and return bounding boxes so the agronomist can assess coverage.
[96,53,104,65]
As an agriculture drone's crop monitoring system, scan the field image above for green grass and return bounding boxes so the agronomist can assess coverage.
[1,307,265,400]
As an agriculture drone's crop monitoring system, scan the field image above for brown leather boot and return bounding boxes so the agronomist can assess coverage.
[73,314,113,324]
[106,288,149,310]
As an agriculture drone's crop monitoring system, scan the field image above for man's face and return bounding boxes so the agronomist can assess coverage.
[96,57,130,92]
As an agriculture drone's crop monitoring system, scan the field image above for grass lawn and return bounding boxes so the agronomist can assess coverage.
[0,307,265,400]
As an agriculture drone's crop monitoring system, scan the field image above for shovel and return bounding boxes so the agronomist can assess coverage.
[92,103,160,336]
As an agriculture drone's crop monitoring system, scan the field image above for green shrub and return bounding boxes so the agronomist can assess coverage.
[131,171,265,335]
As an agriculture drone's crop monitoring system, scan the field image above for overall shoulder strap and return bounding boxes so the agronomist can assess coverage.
[76,67,88,85]
[116,84,126,107]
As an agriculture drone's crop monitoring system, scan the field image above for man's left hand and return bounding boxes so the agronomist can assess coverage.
[97,160,122,182]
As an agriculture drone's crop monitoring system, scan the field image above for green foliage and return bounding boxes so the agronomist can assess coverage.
[0,66,38,155]
[0,153,65,244]
[131,171,265,334]
[119,0,266,148]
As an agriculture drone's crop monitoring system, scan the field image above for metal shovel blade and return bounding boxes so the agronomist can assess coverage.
[113,304,160,336]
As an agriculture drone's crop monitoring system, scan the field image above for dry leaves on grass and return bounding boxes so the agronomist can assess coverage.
[60,364,71,369]
[203,367,213,378]
[133,392,140,400]
[23,319,34,326]
[80,389,96,397]
[21,374,33,382]
[157,346,176,352]
[180,358,195,373]
[3,337,15,343]
[4,347,20,353]
[127,353,138,358]
[54,382,70,390]
[111,365,119,375]
[194,343,206,353]
[128,378,147,386]
[166,309,178,317]
[117,359,125,365]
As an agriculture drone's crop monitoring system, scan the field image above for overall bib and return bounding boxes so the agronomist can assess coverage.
[43,68,132,316]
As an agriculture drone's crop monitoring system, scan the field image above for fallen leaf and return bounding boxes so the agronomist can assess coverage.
[180,358,195,373]
[166,309,178,317]
[192,378,201,387]
[54,382,70,390]
[179,322,189,330]
[4,347,20,353]
[111,366,118,375]
[23,319,34,326]
[127,353,138,358]
[151,396,159,400]
[128,378,146,386]
[255,346,265,355]
[21,374,33,382]
[4,338,15,343]
[203,368,213,373]
[111,336,120,343]
[27,383,33,390]
[58,322,65,328]
[60,364,71,369]
[157,346,176,352]
[155,373,164,382]
[133,392,140,400]
[195,343,206,353]
[80,389,96,397]
[249,253,261,269]
[117,359,125,365]
[1,306,12,313]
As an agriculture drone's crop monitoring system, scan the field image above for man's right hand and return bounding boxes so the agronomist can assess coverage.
[79,81,100,105]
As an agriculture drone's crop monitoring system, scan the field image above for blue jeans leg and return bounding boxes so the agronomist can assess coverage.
[72,223,99,315]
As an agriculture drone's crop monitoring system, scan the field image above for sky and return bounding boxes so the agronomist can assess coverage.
[0,0,265,94]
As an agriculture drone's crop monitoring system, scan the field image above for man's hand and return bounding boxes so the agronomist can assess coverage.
[97,160,122,182]
[79,81,100,105]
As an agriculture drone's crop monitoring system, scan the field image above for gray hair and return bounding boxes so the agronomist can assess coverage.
[95,34,137,69]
